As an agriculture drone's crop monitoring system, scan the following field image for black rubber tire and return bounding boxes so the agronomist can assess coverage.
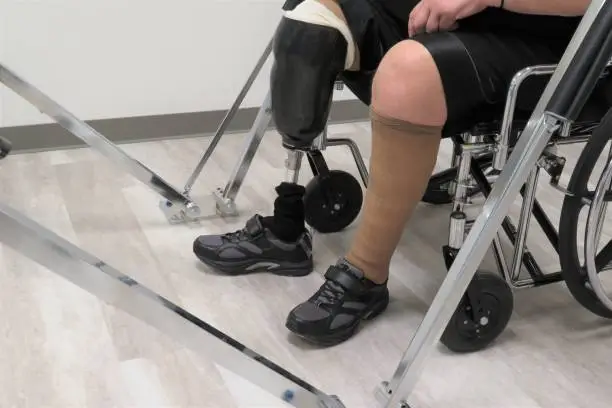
[559,108,612,319]
[422,154,493,205]
[441,272,514,353]
[304,170,363,234]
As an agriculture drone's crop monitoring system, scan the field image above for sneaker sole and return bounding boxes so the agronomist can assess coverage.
[195,252,313,277]
[286,296,390,347]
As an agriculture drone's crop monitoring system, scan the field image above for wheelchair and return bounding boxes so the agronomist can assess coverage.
[283,62,612,353]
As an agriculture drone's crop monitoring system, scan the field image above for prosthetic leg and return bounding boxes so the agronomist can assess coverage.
[271,0,352,149]
[267,0,369,234]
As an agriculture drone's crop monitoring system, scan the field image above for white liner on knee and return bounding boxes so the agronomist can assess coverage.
[284,0,356,70]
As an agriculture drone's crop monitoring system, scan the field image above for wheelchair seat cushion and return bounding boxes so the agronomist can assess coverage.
[442,68,612,139]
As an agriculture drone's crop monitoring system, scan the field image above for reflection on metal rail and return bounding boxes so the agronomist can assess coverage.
[0,64,202,224]
[0,200,345,408]
[376,1,611,406]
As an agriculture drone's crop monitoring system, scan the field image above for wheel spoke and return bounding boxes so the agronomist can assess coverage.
[582,190,612,201]
[595,239,612,270]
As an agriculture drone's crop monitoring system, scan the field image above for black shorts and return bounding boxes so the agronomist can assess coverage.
[336,0,582,127]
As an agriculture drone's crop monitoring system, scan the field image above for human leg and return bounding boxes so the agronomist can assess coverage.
[286,28,574,345]
[285,40,446,345]
[193,0,408,275]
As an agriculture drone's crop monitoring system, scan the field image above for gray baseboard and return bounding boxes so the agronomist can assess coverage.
[2,99,369,152]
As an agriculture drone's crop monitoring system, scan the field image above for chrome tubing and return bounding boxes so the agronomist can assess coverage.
[213,92,273,216]
[494,65,557,171]
[510,169,540,281]
[183,37,274,194]
[327,137,370,186]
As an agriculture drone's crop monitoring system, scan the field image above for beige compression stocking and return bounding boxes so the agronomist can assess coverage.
[346,110,443,283]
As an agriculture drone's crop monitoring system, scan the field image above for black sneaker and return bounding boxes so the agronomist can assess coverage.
[285,259,389,346]
[193,215,313,276]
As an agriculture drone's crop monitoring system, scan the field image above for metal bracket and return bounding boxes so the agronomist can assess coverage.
[158,198,203,224]
[375,382,411,408]
[213,187,239,217]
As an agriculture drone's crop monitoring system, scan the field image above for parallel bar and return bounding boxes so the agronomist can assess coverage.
[0,201,344,408]
[381,2,609,406]
[219,92,273,203]
[183,36,274,194]
[0,64,197,217]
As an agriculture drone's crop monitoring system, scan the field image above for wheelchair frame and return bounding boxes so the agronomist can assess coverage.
[0,1,610,407]
[444,64,604,291]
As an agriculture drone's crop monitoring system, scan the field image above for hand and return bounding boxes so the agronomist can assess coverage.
[408,0,495,37]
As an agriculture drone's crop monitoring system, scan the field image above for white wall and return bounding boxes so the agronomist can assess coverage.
[0,0,356,128]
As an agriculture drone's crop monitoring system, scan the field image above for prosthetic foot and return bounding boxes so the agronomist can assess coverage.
[272,0,356,149]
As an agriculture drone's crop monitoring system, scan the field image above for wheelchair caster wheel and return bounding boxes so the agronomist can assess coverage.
[422,154,492,205]
[441,272,513,353]
[304,170,363,233]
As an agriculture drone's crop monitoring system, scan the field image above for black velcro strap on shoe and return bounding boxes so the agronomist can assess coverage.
[245,216,264,237]
[324,266,365,294]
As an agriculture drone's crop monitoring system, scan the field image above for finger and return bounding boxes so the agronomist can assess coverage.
[439,15,457,31]
[408,3,423,37]
[411,5,430,37]
[425,12,440,33]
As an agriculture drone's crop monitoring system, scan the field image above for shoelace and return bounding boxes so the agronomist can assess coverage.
[313,264,356,307]
[313,280,346,307]
[222,228,250,242]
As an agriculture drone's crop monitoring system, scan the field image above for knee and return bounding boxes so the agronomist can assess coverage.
[372,40,447,127]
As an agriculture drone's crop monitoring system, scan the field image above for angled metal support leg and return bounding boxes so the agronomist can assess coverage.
[0,200,345,408]
[213,92,273,216]
[376,2,612,406]
[0,64,202,223]
[180,37,275,218]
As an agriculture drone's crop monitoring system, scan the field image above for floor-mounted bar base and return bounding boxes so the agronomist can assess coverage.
[0,200,345,408]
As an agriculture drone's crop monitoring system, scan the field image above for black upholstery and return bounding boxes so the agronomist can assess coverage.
[443,68,612,139]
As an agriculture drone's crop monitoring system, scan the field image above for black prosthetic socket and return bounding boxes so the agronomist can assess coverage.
[262,182,307,242]
[271,17,348,149]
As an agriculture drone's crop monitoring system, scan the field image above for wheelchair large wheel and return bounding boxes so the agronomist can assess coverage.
[559,109,612,319]
[304,170,363,233]
[441,271,514,353]
[422,153,493,205]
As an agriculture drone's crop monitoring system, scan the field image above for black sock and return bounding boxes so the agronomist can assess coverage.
[262,182,306,242]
